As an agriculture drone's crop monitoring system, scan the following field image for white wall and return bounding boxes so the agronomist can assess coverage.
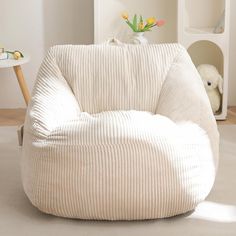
[0,0,93,108]
[95,0,177,44]
[0,0,236,108]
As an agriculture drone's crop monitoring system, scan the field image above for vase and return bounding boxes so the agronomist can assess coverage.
[129,32,148,45]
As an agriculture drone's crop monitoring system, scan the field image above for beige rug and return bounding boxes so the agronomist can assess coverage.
[0,125,235,236]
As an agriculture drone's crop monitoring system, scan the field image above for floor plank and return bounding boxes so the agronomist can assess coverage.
[0,109,26,126]
[217,107,236,125]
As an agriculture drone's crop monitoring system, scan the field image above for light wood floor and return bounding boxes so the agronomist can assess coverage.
[218,107,236,125]
[217,107,236,125]
[0,108,236,126]
[0,109,26,126]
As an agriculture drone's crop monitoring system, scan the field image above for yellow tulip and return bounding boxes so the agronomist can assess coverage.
[147,17,156,25]
[121,12,129,20]
[138,22,144,30]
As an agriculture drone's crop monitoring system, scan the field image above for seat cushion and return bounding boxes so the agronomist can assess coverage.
[22,111,215,220]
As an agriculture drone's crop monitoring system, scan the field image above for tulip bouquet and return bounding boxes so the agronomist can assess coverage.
[121,13,165,32]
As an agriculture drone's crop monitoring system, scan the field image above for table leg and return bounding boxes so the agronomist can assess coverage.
[13,65,30,105]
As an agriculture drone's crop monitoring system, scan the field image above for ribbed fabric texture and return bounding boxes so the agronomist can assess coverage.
[22,43,219,220]
[53,44,181,114]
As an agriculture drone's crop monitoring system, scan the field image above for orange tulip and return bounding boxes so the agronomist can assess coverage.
[121,12,129,20]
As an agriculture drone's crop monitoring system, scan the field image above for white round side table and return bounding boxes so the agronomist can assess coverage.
[0,54,30,105]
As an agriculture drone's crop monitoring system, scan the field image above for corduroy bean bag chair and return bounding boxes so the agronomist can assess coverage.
[22,42,219,220]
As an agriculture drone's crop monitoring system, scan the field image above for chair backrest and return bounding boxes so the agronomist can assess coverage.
[51,43,183,114]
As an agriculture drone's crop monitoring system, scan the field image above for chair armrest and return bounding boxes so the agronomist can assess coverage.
[156,47,219,169]
[25,49,81,138]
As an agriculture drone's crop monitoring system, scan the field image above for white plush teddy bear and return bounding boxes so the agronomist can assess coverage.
[197,64,223,114]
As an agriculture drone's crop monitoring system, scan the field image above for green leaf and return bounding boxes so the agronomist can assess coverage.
[143,24,150,30]
[140,15,143,24]
[132,14,137,32]
[126,21,136,32]
[144,23,155,30]
[142,24,154,32]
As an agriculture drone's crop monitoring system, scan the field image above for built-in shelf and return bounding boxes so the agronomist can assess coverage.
[185,27,220,35]
[178,0,230,120]
[187,41,224,74]
[185,0,225,33]
[188,40,224,115]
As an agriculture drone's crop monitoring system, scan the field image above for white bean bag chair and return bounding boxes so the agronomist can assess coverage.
[22,43,219,220]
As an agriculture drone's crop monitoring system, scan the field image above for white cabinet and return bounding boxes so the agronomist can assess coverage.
[178,0,230,120]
